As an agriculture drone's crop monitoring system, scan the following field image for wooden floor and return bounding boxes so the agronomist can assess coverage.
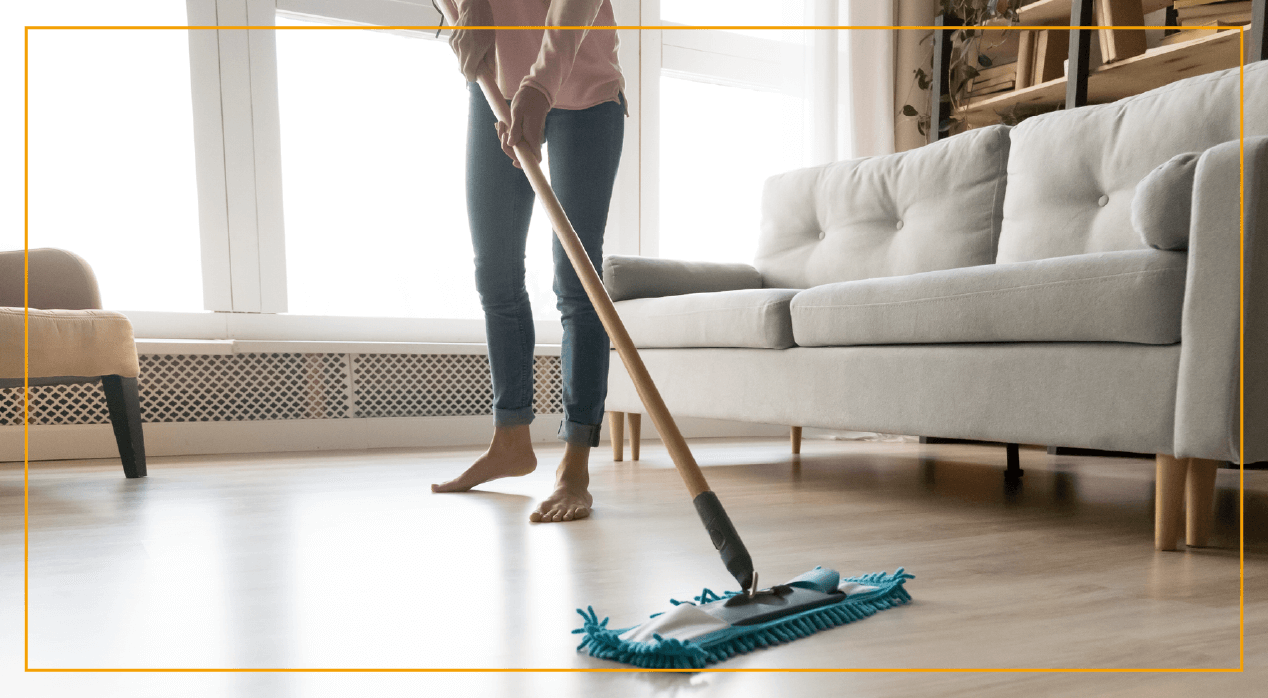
[2,438,1266,697]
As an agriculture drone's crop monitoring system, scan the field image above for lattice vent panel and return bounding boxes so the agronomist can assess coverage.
[0,382,110,426]
[353,354,491,418]
[0,352,565,425]
[353,354,565,419]
[532,355,564,416]
[140,354,350,422]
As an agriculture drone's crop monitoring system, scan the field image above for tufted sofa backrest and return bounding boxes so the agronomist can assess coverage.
[998,61,1268,263]
[754,125,1011,289]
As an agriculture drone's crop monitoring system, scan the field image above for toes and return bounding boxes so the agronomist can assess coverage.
[529,510,543,522]
[432,475,477,493]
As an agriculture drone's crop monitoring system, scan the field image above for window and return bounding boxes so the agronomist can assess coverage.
[656,2,809,263]
[275,15,560,321]
[658,78,804,263]
[13,0,851,340]
[23,1,203,312]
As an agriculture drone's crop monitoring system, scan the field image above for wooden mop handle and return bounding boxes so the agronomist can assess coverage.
[435,0,710,499]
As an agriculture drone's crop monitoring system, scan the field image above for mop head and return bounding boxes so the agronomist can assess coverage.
[573,567,913,669]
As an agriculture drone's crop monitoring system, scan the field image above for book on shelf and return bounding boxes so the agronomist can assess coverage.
[1179,12,1253,25]
[1012,29,1069,90]
[1172,0,1241,9]
[971,83,1015,98]
[1158,25,1235,46]
[1032,30,1069,84]
[1176,0,1251,20]
[975,61,1017,82]
[971,62,1017,98]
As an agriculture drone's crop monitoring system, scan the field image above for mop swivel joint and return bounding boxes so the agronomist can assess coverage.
[692,490,756,592]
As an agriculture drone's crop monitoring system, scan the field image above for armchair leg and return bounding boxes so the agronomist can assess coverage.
[610,411,624,462]
[790,426,802,455]
[101,375,146,478]
[1155,454,1188,550]
[628,413,641,461]
[1186,458,1220,548]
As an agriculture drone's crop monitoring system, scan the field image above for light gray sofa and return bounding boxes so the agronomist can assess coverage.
[602,61,1267,551]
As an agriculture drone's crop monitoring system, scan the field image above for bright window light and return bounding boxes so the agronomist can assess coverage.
[658,76,804,264]
[661,0,806,40]
[24,2,202,312]
[276,17,560,321]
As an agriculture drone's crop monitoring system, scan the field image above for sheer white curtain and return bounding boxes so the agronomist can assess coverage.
[651,1,899,262]
[843,0,896,158]
[806,0,896,163]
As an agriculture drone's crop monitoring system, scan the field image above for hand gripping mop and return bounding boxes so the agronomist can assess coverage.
[436,0,913,669]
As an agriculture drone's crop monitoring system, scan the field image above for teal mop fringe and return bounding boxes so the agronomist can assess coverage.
[572,568,914,669]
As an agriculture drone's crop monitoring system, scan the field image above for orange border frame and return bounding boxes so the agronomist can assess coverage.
[21,23,1249,674]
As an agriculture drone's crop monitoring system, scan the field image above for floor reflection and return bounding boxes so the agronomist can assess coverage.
[4,437,1264,677]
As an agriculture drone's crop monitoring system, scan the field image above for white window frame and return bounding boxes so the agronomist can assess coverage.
[123,0,639,343]
[127,0,845,342]
[186,0,287,314]
[641,0,843,255]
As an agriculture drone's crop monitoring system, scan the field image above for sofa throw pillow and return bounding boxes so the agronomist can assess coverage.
[602,255,763,302]
[1132,152,1200,251]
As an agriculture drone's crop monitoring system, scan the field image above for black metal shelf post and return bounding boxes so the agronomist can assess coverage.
[1253,0,1267,62]
[1066,0,1095,108]
[929,13,962,144]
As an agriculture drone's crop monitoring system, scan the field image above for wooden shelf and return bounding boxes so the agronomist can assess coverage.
[1018,0,1079,25]
[959,26,1246,123]
[1017,0,1172,26]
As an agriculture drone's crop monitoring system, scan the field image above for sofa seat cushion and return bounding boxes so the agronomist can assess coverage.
[614,289,799,349]
[790,249,1187,347]
[0,306,140,379]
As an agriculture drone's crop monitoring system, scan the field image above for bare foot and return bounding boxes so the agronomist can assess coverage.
[432,425,537,493]
[530,442,592,523]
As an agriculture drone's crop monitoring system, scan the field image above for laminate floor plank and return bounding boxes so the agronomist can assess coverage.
[2,438,1264,696]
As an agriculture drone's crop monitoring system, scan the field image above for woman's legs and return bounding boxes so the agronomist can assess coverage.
[528,97,624,523]
[546,98,625,443]
[433,84,539,494]
[434,88,624,525]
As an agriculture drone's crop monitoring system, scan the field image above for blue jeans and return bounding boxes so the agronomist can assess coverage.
[466,84,625,447]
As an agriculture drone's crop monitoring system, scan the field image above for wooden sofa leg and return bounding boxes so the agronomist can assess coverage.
[609,411,624,461]
[628,413,641,461]
[1155,454,1188,550]
[790,426,802,455]
[101,375,147,478]
[1186,458,1220,548]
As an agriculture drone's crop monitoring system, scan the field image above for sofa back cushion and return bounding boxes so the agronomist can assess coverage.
[754,125,1011,289]
[997,61,1268,264]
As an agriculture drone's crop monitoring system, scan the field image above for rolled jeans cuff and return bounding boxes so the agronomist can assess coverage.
[557,419,602,447]
[494,406,534,427]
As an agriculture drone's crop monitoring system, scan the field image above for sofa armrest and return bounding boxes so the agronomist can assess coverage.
[602,255,764,302]
[1175,136,1268,463]
[0,248,102,310]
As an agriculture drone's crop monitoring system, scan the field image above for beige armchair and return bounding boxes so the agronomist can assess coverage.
[0,248,147,477]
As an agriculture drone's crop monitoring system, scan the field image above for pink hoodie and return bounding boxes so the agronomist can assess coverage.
[467,0,625,111]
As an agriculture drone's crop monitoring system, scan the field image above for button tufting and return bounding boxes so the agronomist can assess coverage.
[1097,194,1109,207]
[817,231,826,240]
[895,220,904,230]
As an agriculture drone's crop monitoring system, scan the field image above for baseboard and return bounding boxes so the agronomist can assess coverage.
[0,415,788,462]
